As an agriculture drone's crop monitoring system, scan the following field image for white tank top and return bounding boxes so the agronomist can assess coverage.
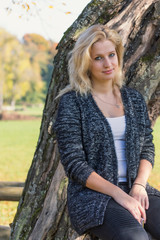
[106,116,127,182]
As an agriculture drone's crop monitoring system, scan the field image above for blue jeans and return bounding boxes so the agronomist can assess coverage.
[88,186,160,240]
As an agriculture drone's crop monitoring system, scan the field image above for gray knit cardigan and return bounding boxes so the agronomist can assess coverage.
[53,86,160,235]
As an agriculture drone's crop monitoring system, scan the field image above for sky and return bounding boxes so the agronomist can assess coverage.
[0,0,91,42]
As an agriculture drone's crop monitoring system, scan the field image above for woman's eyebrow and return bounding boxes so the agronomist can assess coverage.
[94,50,116,56]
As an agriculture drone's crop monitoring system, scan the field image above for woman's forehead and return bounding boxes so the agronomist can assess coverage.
[91,39,116,55]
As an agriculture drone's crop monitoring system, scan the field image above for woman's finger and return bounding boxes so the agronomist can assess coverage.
[131,203,146,224]
[130,206,141,223]
[145,195,149,210]
[141,198,145,209]
[133,209,141,222]
[140,195,149,210]
[139,204,146,223]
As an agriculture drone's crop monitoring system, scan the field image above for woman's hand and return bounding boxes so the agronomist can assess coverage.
[113,188,146,224]
[127,159,152,223]
[129,184,149,210]
[86,172,146,224]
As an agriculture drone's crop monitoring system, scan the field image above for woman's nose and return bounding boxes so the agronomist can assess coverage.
[103,57,111,67]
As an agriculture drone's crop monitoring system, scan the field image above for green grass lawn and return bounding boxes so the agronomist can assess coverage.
[148,117,160,188]
[0,117,160,226]
[0,119,41,226]
[0,120,41,181]
[14,105,44,118]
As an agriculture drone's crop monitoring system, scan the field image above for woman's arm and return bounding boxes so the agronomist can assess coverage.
[139,93,155,166]
[129,93,154,210]
[54,92,94,186]
[86,171,146,224]
[129,159,152,210]
[133,159,152,188]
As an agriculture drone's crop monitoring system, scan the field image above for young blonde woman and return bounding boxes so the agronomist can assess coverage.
[53,24,160,240]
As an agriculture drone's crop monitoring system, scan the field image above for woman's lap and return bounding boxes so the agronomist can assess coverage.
[88,195,160,240]
[88,198,148,240]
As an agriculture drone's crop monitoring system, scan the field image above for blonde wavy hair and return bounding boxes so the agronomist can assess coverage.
[58,24,124,97]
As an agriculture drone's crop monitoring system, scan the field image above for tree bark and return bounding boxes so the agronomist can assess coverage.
[10,0,160,239]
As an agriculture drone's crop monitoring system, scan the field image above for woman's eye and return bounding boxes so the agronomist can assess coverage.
[109,53,115,57]
[95,56,102,60]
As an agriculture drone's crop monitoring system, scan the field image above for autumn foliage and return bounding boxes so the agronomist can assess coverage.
[0,28,57,110]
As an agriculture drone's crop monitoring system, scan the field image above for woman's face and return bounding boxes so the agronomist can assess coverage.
[89,39,119,85]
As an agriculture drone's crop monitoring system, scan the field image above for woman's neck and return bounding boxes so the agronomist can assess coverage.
[92,81,116,96]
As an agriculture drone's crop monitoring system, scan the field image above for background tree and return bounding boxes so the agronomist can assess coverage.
[23,33,56,99]
[0,29,57,111]
[0,29,44,108]
[10,0,160,239]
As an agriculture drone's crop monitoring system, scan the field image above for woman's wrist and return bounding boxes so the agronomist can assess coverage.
[132,182,146,189]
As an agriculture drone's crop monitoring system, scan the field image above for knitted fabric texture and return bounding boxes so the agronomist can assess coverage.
[53,86,159,234]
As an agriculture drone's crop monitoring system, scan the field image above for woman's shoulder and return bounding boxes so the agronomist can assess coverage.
[122,86,145,102]
[57,90,89,116]
[58,90,90,106]
[59,90,77,100]
[57,90,78,107]
[54,91,81,130]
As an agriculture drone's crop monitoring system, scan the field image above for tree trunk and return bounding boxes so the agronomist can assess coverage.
[10,0,160,239]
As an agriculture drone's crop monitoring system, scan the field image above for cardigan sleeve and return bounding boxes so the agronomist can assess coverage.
[139,95,155,166]
[53,91,94,186]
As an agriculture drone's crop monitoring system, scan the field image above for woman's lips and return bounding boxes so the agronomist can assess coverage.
[103,69,113,74]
